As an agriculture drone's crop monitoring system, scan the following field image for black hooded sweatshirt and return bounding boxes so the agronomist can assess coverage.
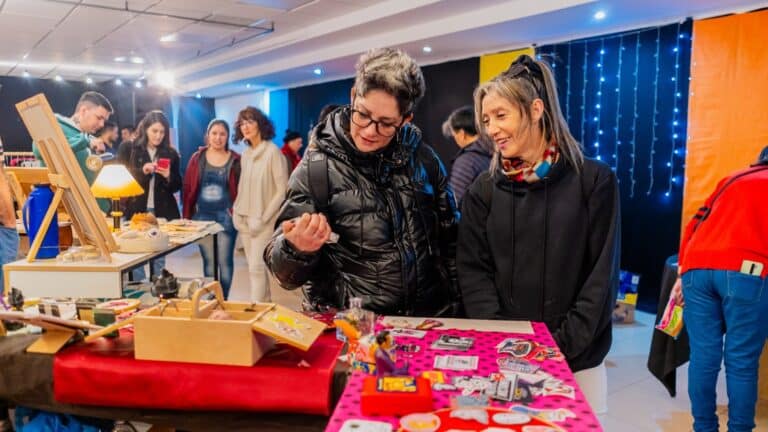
[457,156,620,372]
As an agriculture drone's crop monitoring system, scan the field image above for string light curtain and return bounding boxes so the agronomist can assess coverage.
[536,19,693,309]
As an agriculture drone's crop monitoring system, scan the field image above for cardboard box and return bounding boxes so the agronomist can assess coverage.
[613,271,640,323]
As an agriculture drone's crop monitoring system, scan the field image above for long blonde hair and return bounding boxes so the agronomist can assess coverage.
[473,55,583,173]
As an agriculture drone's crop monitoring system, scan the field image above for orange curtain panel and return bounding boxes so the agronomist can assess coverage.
[683,10,768,228]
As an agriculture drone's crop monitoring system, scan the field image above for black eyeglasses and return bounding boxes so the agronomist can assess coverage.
[350,109,402,137]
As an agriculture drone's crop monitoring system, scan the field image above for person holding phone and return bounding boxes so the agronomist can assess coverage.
[118,111,182,280]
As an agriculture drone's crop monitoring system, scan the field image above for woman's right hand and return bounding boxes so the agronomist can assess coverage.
[142,162,156,175]
[671,277,684,307]
[282,213,331,253]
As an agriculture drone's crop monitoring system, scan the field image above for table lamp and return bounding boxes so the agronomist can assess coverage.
[90,165,143,232]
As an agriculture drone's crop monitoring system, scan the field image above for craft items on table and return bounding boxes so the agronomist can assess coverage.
[361,376,433,416]
[116,213,170,253]
[56,245,103,263]
[339,419,393,432]
[326,322,603,432]
[430,334,474,351]
[373,330,409,376]
[380,317,443,330]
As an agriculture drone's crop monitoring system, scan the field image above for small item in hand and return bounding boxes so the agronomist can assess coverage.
[156,158,170,170]
[656,295,684,338]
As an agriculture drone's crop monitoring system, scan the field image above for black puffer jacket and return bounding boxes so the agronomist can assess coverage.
[264,108,460,316]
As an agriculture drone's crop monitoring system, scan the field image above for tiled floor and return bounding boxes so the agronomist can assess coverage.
[165,244,768,431]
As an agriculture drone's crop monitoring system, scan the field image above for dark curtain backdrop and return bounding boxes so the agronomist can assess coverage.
[287,78,354,148]
[0,76,170,152]
[537,19,693,312]
[175,96,216,178]
[286,57,479,167]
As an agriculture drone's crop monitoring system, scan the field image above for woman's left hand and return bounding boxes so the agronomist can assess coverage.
[156,165,170,179]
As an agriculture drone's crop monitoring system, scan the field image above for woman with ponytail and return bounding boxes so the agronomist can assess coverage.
[457,55,620,413]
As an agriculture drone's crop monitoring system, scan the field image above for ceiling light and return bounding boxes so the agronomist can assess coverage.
[159,33,177,42]
[195,93,201,99]
[130,56,145,64]
[135,81,143,88]
[156,70,175,88]
[115,78,123,86]
[246,83,251,88]
[85,76,93,84]
[422,46,432,53]
[114,56,127,62]
[313,68,322,76]
[22,70,30,78]
[22,53,29,60]
[54,75,63,82]
[594,10,606,20]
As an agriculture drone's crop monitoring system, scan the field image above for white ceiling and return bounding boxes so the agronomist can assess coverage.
[1,0,766,97]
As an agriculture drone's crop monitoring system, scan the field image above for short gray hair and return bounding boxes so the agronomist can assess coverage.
[353,48,426,116]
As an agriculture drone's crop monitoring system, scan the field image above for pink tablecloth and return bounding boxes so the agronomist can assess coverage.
[325,321,602,431]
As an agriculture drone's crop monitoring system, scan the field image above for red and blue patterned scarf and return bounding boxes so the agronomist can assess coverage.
[502,142,559,183]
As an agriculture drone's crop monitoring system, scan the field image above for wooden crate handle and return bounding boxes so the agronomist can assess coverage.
[191,281,225,319]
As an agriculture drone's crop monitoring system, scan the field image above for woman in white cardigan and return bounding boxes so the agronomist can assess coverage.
[233,107,288,302]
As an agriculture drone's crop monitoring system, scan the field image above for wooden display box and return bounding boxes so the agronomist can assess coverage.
[133,282,325,367]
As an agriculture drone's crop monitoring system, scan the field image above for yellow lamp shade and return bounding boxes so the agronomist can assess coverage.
[91,165,144,198]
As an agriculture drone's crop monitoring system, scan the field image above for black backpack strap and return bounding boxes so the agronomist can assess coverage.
[307,151,330,213]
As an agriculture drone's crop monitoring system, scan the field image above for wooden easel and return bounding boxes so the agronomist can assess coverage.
[16,94,117,263]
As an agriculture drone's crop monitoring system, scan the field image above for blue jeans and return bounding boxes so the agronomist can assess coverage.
[193,211,235,299]
[683,269,768,432]
[0,226,19,293]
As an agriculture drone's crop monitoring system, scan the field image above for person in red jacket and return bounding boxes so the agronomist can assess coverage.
[281,130,302,174]
[182,119,241,298]
[673,147,768,432]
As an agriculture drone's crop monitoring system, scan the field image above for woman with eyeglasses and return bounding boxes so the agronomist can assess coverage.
[265,48,460,317]
[232,107,288,302]
[457,55,620,413]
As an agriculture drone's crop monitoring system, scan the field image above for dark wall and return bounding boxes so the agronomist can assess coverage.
[538,20,693,312]
[286,57,479,167]
[0,76,170,152]
[412,57,480,167]
[175,96,217,176]
[287,77,354,145]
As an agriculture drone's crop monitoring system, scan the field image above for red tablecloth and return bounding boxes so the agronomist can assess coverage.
[53,330,343,415]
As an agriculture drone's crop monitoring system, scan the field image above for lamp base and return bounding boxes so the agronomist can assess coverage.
[110,199,123,232]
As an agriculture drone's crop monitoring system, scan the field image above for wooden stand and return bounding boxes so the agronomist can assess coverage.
[16,94,117,263]
[26,328,77,354]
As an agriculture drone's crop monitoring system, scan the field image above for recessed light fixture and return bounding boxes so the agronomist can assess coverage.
[85,76,93,84]
[159,33,177,42]
[422,46,432,53]
[594,10,606,20]
[114,56,127,62]
[313,68,322,76]
[22,70,30,78]
[115,78,123,86]
[135,81,143,88]
[54,75,63,82]
[195,93,201,99]
[130,56,145,64]
[246,83,252,88]
[22,53,29,60]
[156,71,175,88]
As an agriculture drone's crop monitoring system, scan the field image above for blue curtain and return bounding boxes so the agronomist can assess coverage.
[537,20,693,310]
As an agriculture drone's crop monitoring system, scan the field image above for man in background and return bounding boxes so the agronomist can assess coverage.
[96,121,120,162]
[442,105,493,206]
[120,124,135,145]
